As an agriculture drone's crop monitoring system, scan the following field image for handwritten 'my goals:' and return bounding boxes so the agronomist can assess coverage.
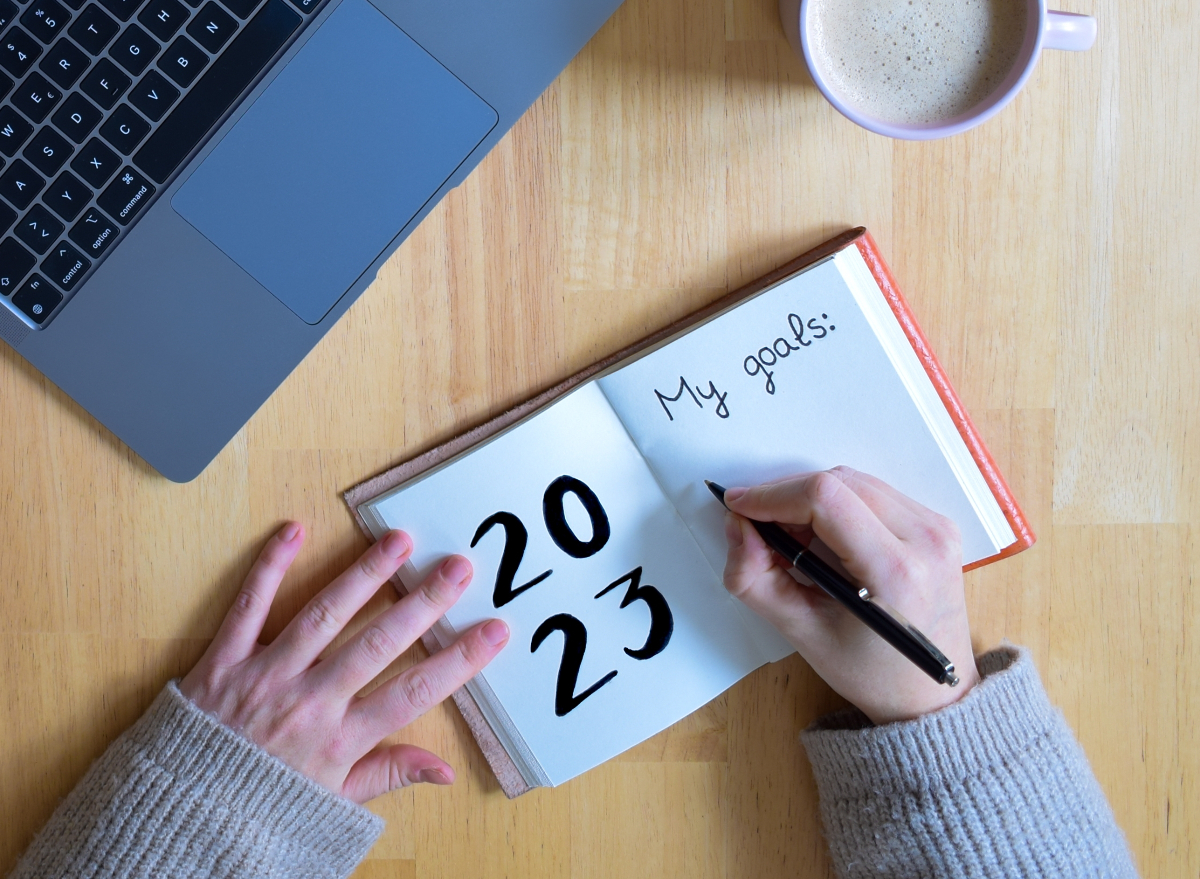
[654,309,836,421]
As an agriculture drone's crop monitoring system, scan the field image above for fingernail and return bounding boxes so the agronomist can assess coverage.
[724,487,747,504]
[382,530,411,559]
[418,767,452,785]
[442,556,472,586]
[280,522,300,542]
[482,619,509,647]
[724,513,743,547]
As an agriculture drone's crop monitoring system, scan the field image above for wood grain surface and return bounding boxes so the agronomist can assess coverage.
[1,0,1194,876]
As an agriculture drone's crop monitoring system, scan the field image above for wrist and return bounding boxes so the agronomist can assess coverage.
[857,658,981,725]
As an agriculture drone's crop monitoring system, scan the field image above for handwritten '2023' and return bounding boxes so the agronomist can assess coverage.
[470,476,674,717]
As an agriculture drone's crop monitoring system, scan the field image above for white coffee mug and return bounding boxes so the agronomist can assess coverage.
[780,0,1096,140]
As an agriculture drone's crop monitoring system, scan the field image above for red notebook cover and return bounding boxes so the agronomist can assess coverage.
[851,230,1034,569]
[345,227,1034,796]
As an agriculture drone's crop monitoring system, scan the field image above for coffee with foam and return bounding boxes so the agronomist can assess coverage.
[807,0,1026,126]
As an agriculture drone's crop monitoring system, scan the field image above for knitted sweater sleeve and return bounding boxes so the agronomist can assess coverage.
[9,682,383,879]
[800,646,1139,879]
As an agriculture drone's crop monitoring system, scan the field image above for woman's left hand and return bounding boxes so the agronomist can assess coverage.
[179,521,509,803]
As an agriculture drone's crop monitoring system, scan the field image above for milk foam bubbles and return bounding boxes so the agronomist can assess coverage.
[807,0,1026,125]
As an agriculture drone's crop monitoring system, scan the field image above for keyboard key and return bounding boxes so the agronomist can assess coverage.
[218,0,257,18]
[61,0,86,11]
[99,102,148,153]
[0,236,35,294]
[0,0,18,30]
[98,0,139,22]
[38,35,88,87]
[12,273,60,322]
[98,165,153,223]
[11,72,62,121]
[158,33,205,86]
[0,27,43,78]
[137,0,185,41]
[20,0,71,45]
[22,125,72,174]
[136,0,298,183]
[50,90,101,142]
[70,136,118,185]
[68,4,119,54]
[186,1,234,52]
[41,239,89,289]
[285,0,318,13]
[0,159,45,208]
[43,169,88,219]
[0,201,13,234]
[15,204,63,252]
[110,23,158,74]
[80,57,130,108]
[68,206,117,256]
[0,105,33,156]
[0,72,12,101]
[128,68,177,120]
[68,206,116,256]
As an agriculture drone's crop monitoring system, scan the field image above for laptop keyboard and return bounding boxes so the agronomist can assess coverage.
[0,0,315,327]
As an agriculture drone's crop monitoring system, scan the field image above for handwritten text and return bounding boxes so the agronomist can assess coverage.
[654,376,730,421]
[743,312,835,394]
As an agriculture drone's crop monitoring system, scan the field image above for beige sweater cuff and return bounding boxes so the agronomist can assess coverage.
[11,682,384,878]
[800,646,1139,878]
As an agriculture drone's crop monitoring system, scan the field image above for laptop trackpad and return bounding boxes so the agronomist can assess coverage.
[172,0,497,325]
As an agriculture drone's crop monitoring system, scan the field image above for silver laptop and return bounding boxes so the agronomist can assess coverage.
[0,0,625,480]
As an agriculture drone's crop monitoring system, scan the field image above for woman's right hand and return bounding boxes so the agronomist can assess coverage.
[722,467,980,725]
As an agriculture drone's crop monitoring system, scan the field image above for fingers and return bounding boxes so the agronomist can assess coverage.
[262,530,413,676]
[829,467,955,542]
[819,468,963,563]
[722,513,828,645]
[340,744,454,804]
[729,467,958,552]
[347,618,509,746]
[832,467,930,519]
[208,522,305,667]
[314,556,476,697]
[724,470,902,582]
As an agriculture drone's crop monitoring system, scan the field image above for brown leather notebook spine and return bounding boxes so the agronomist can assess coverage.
[343,227,1032,796]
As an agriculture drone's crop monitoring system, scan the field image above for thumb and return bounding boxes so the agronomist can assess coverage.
[341,744,454,804]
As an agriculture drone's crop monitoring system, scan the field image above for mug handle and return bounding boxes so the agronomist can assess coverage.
[1045,11,1096,51]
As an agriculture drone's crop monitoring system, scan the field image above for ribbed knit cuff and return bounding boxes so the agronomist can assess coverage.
[140,682,386,870]
[800,646,1139,879]
[11,682,384,879]
[801,646,1045,800]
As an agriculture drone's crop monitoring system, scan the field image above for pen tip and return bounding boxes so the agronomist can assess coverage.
[705,480,727,504]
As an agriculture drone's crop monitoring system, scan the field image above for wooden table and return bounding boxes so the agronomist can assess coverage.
[2,0,1192,875]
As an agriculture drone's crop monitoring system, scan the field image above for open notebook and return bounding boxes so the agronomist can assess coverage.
[350,230,1032,794]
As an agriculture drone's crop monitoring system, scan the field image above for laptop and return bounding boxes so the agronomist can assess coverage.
[0,0,626,481]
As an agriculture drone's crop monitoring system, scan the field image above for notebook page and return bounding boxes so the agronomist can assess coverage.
[363,382,771,786]
[596,257,1002,579]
